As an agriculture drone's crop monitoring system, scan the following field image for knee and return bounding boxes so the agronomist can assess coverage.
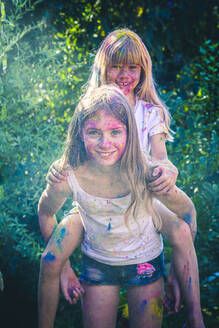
[41,251,62,277]
[170,220,192,248]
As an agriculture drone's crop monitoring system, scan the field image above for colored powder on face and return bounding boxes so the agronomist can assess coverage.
[44,252,56,262]
[183,213,192,225]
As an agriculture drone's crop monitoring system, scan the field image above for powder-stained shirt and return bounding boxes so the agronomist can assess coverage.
[134,100,168,154]
[67,170,163,266]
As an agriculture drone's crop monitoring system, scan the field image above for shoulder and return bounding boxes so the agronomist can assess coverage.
[137,100,163,118]
[143,104,164,124]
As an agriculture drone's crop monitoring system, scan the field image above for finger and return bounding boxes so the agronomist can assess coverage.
[46,173,62,184]
[76,285,85,294]
[148,176,165,187]
[72,291,82,304]
[63,289,73,305]
[152,186,171,195]
[52,164,68,178]
[54,169,67,179]
[149,182,170,193]
[51,166,66,179]
[72,287,82,300]
[174,288,181,313]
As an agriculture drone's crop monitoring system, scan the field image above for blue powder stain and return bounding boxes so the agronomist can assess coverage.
[183,212,192,225]
[188,277,192,290]
[107,218,112,231]
[44,252,56,262]
[60,227,66,239]
[139,299,147,312]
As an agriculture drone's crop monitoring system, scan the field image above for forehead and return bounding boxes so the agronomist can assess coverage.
[106,40,142,65]
[83,110,126,130]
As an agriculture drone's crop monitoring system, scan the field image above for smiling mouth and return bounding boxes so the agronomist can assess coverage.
[96,151,115,158]
[117,82,131,86]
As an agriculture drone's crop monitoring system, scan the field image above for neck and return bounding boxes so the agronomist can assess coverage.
[87,159,121,176]
[126,92,136,109]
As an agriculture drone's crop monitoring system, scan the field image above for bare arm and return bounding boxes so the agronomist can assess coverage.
[149,133,178,194]
[154,185,197,241]
[38,177,72,243]
[38,167,84,306]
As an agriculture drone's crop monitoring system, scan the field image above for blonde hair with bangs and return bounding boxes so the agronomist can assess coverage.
[62,85,162,230]
[87,28,173,141]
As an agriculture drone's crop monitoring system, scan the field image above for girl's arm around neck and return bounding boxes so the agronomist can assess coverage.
[154,186,197,240]
[38,178,72,243]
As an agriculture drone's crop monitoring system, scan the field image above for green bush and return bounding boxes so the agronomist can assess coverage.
[0,2,218,327]
[0,0,89,300]
[163,40,219,327]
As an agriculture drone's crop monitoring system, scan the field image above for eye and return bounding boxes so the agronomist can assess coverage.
[111,64,121,70]
[129,65,138,70]
[87,130,99,136]
[111,130,121,136]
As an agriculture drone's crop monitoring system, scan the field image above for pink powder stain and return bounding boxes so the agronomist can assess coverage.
[137,262,156,277]
[145,103,154,109]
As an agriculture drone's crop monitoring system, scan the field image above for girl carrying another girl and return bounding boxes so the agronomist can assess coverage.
[38,86,204,328]
[48,28,197,308]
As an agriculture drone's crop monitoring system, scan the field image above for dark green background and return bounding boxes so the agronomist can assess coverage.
[0,0,218,327]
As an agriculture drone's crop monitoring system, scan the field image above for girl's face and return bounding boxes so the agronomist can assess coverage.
[82,110,127,167]
[106,64,141,97]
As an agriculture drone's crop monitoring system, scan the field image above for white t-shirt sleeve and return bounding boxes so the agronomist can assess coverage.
[147,107,168,138]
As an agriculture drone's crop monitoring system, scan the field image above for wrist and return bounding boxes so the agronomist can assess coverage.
[62,259,71,272]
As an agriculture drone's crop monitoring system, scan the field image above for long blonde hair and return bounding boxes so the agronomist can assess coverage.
[87,28,173,141]
[62,85,161,230]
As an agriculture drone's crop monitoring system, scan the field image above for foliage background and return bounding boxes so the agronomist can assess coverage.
[0,0,218,327]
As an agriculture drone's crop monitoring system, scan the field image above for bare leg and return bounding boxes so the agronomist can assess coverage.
[156,201,205,328]
[60,210,84,304]
[127,277,164,328]
[38,212,83,328]
[81,284,120,328]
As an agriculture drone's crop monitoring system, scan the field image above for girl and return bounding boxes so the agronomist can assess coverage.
[38,86,205,328]
[49,28,178,193]
[46,28,196,311]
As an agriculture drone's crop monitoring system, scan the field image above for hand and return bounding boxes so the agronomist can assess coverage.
[46,159,68,184]
[60,263,84,305]
[148,163,178,195]
[163,265,181,315]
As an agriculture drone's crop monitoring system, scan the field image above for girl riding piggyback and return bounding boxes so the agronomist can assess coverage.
[50,29,178,194]
[86,28,177,193]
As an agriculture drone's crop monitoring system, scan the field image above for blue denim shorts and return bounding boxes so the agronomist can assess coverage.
[80,252,165,287]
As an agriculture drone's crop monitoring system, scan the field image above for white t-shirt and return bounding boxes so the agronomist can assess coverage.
[134,100,168,154]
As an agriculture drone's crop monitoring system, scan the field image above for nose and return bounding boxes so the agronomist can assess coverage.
[118,67,128,76]
[98,135,112,149]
